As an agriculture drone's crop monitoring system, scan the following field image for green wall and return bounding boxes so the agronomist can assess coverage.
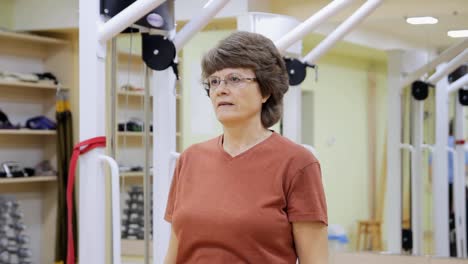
[301,35,388,248]
[0,0,14,30]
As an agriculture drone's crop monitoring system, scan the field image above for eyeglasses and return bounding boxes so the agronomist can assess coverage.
[203,73,257,93]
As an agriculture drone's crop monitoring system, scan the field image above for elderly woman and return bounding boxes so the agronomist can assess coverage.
[164,31,328,264]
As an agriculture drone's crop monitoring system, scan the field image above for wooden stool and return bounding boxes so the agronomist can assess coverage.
[356,220,382,251]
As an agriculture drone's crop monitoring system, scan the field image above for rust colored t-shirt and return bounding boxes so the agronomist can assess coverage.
[165,132,327,263]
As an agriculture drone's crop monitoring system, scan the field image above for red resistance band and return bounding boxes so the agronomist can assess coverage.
[456,139,466,145]
[67,136,106,264]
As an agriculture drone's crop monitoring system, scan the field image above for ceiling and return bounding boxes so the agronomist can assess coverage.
[270,0,468,51]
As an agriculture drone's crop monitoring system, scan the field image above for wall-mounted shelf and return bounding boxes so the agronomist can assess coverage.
[0,176,57,184]
[0,29,71,264]
[118,52,142,65]
[0,80,64,90]
[118,131,153,137]
[117,132,181,137]
[0,30,69,45]
[0,129,56,136]
[118,91,148,97]
[117,91,180,100]
[121,172,145,177]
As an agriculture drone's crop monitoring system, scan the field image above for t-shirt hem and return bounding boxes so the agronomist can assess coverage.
[288,213,328,225]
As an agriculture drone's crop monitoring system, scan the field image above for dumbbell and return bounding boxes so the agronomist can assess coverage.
[17,247,32,259]
[11,223,26,232]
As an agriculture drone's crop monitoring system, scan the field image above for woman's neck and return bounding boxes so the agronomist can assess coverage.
[222,119,272,157]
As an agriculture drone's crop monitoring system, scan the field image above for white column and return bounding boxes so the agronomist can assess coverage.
[434,65,450,257]
[386,50,403,253]
[153,69,177,263]
[282,85,302,142]
[411,98,424,255]
[78,0,107,263]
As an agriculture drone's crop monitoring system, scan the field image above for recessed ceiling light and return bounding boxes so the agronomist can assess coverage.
[406,16,438,25]
[448,30,468,38]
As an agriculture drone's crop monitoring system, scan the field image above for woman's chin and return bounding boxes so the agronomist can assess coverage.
[216,113,241,125]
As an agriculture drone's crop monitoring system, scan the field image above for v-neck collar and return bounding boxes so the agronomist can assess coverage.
[217,131,276,162]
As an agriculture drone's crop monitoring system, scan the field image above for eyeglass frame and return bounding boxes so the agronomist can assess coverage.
[202,73,257,95]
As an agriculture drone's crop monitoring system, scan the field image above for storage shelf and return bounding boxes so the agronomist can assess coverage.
[0,79,63,90]
[0,26,70,264]
[118,131,152,137]
[0,176,57,184]
[117,132,181,137]
[0,129,56,136]
[122,239,153,257]
[120,172,154,185]
[118,52,142,65]
[117,91,151,98]
[117,91,180,100]
[121,172,145,177]
[0,30,69,45]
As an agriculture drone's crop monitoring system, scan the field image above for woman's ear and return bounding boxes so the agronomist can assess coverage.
[262,94,271,103]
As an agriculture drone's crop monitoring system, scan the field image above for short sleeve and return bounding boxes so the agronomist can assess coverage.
[164,158,181,223]
[286,162,328,225]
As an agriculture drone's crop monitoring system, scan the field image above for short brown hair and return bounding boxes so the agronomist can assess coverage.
[201,31,289,128]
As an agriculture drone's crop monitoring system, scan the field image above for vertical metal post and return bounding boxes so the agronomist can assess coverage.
[153,69,177,263]
[78,0,107,263]
[283,86,302,142]
[110,39,118,158]
[411,99,424,255]
[434,65,450,257]
[144,65,152,264]
[454,98,467,257]
[386,50,403,253]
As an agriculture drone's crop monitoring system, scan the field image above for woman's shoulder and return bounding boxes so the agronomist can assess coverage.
[269,133,319,164]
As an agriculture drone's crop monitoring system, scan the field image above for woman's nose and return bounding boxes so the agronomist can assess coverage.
[214,81,229,95]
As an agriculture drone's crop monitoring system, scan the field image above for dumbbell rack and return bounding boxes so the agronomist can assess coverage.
[121,186,153,241]
[0,198,32,264]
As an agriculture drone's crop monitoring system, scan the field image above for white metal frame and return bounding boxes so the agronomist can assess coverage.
[79,0,387,262]
[79,0,230,263]
[447,65,468,258]
[273,0,382,143]
[386,38,468,256]
[302,0,383,65]
[273,0,356,144]
[426,50,467,257]
[274,0,355,53]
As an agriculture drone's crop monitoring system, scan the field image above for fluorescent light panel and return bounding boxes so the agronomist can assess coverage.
[406,16,438,25]
[448,30,468,38]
